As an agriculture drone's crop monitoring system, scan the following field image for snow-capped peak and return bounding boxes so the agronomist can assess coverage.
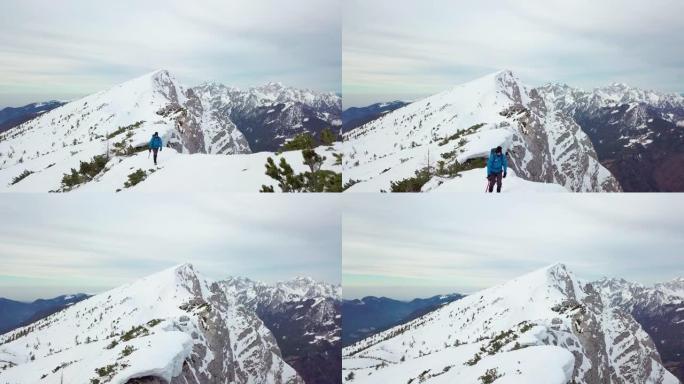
[343,69,618,192]
[0,263,303,384]
[343,264,677,384]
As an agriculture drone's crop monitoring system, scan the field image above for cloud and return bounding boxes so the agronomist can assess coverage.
[342,194,684,299]
[342,0,684,107]
[0,194,341,301]
[0,0,340,107]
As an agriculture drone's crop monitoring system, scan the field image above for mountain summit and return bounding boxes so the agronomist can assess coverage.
[0,70,341,193]
[343,70,619,192]
[342,264,678,384]
[0,264,303,384]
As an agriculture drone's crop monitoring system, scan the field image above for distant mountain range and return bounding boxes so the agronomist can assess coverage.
[0,101,66,133]
[342,101,408,132]
[344,71,684,192]
[0,293,90,334]
[342,293,464,346]
[342,264,682,384]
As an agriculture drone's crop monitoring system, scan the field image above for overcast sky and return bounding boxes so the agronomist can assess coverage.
[0,194,340,301]
[343,0,684,108]
[0,0,340,108]
[343,194,684,300]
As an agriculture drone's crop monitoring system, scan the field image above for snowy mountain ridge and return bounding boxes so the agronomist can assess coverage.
[0,70,342,193]
[0,263,303,384]
[342,263,678,384]
[343,70,620,192]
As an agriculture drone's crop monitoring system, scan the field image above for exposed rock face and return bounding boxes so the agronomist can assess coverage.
[221,277,342,384]
[595,277,684,381]
[537,83,684,191]
[496,75,621,192]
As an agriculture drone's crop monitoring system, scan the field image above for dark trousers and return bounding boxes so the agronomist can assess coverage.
[152,148,159,165]
[487,172,503,193]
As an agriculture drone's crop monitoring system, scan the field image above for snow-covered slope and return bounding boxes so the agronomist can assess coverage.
[0,264,302,384]
[343,70,620,192]
[342,264,678,384]
[0,143,341,193]
[346,167,566,193]
[0,70,341,193]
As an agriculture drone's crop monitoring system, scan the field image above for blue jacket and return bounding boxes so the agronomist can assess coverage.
[149,135,163,149]
[487,149,507,175]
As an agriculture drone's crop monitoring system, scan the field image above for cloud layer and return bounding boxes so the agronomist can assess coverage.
[343,194,684,300]
[0,194,341,301]
[343,0,684,107]
[0,0,340,107]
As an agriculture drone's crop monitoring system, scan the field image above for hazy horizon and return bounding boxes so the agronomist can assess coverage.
[343,194,684,299]
[343,0,684,108]
[0,0,341,108]
[0,194,341,301]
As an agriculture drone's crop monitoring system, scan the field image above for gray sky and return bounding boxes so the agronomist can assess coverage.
[0,194,341,301]
[0,0,340,108]
[343,194,684,300]
[343,0,684,108]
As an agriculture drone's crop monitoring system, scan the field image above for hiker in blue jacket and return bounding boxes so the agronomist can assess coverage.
[148,132,163,165]
[486,146,507,193]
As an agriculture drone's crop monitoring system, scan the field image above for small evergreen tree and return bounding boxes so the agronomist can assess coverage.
[281,133,315,152]
[261,157,305,192]
[320,127,336,146]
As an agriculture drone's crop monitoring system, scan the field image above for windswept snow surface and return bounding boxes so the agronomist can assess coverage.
[0,142,341,193]
[343,70,620,192]
[421,168,568,193]
[0,264,303,384]
[342,264,678,384]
